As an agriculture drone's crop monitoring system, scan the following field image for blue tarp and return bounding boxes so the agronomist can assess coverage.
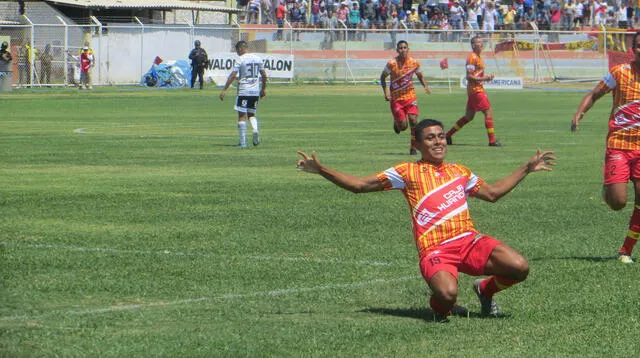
[141,60,191,88]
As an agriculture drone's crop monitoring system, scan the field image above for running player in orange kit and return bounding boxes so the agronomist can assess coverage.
[296,119,555,322]
[446,36,502,147]
[380,40,431,155]
[572,31,640,264]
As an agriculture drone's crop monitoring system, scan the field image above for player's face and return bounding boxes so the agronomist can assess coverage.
[471,38,483,54]
[396,43,409,59]
[416,125,447,164]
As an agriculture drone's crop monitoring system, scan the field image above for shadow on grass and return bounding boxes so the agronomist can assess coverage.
[529,256,616,263]
[361,307,509,322]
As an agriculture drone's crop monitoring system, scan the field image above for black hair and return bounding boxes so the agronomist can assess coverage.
[396,40,408,49]
[414,119,444,141]
[235,41,248,50]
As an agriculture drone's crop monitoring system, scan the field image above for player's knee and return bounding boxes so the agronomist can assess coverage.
[511,256,529,281]
[605,195,626,211]
[432,283,458,304]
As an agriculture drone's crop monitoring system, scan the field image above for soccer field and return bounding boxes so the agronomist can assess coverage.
[1,85,638,356]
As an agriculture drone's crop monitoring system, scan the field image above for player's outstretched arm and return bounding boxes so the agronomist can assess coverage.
[572,85,607,132]
[219,71,238,101]
[473,149,556,203]
[296,150,386,194]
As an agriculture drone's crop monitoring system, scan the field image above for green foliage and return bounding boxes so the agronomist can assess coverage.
[1,86,639,356]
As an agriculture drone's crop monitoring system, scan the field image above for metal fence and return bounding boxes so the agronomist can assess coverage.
[0,17,627,88]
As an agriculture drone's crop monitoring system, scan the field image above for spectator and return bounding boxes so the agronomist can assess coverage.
[574,0,585,29]
[376,0,389,28]
[311,0,320,26]
[467,1,480,30]
[247,0,261,23]
[482,1,498,32]
[390,11,399,44]
[290,2,305,40]
[348,2,361,40]
[275,1,287,40]
[548,0,562,42]
[39,44,53,86]
[449,1,464,39]
[298,0,309,25]
[563,0,575,30]
[618,2,630,29]
[319,5,330,27]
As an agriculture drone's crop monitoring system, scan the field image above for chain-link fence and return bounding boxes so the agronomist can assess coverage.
[0,18,628,88]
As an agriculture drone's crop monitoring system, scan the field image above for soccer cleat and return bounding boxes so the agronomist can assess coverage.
[488,141,503,147]
[617,252,634,264]
[252,132,261,146]
[473,279,501,317]
[446,136,452,145]
[450,304,469,317]
[409,148,417,155]
[235,143,248,149]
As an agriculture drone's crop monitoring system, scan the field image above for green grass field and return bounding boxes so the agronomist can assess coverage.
[1,85,638,356]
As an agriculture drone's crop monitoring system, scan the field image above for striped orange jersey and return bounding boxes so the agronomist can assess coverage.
[466,52,485,95]
[376,160,485,258]
[383,56,422,101]
[598,62,640,150]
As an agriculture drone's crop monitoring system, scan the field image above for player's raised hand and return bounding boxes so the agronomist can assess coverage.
[526,148,556,173]
[296,150,322,174]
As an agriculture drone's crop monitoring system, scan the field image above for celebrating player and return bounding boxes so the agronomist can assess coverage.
[297,119,555,321]
[572,31,640,264]
[220,41,267,148]
[380,40,431,155]
[445,36,502,147]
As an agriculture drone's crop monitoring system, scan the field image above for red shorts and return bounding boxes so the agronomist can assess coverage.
[390,97,419,123]
[419,232,502,282]
[603,148,640,185]
[466,91,491,112]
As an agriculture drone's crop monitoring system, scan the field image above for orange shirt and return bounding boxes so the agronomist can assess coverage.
[466,52,485,95]
[383,55,422,101]
[599,62,640,150]
[376,160,485,259]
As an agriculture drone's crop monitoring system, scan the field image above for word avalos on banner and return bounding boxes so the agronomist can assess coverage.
[460,76,524,90]
[206,52,295,85]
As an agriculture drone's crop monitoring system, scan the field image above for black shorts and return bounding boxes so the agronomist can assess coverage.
[234,96,259,114]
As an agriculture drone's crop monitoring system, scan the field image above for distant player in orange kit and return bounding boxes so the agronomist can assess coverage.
[380,40,431,155]
[446,36,502,147]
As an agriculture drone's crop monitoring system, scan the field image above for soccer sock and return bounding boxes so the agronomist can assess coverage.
[485,116,496,144]
[619,205,640,255]
[479,276,522,297]
[238,121,247,146]
[446,116,470,138]
[429,295,454,317]
[249,116,259,133]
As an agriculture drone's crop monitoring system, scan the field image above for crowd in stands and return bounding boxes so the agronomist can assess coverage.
[243,0,640,42]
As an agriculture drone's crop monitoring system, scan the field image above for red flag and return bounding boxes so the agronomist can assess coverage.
[439,58,448,70]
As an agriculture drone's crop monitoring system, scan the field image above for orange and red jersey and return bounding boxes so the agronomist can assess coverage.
[598,62,640,150]
[466,52,485,95]
[383,55,422,101]
[376,160,485,258]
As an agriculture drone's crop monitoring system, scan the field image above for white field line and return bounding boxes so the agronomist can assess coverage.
[0,276,417,320]
[0,242,403,267]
